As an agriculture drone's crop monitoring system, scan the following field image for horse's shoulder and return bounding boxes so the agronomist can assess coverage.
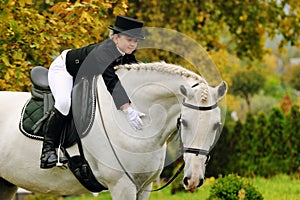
[0,91,30,105]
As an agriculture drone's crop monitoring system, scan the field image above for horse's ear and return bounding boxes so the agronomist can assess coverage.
[216,81,227,101]
[180,85,194,99]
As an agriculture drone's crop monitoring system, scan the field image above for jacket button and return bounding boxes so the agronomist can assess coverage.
[75,59,80,64]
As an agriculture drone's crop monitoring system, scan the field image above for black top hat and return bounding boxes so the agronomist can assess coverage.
[108,15,144,40]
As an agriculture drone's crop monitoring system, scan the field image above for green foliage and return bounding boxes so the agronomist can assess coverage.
[127,0,300,92]
[206,125,233,177]
[284,105,300,173]
[1,0,299,93]
[206,105,300,178]
[251,94,278,115]
[170,166,185,195]
[208,174,263,200]
[23,174,300,199]
[283,64,300,90]
[0,0,43,91]
[129,0,300,61]
[230,70,265,111]
[267,107,287,174]
[264,76,286,99]
[253,112,271,176]
[0,0,127,91]
[237,112,257,176]
[25,193,63,200]
[206,118,243,176]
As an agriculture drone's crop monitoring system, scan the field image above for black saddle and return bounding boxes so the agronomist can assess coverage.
[19,66,96,146]
[20,67,71,147]
[19,66,106,192]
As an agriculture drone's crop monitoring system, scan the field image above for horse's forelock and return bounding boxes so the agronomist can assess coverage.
[199,82,208,103]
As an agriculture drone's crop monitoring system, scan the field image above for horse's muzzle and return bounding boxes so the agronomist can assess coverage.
[197,178,204,187]
[183,177,204,191]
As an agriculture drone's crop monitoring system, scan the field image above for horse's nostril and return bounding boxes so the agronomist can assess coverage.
[197,178,204,187]
[183,177,189,186]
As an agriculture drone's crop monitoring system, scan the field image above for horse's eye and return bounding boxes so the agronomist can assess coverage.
[181,119,188,127]
[213,122,221,131]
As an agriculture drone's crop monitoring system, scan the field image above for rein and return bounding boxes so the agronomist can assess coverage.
[95,79,184,193]
[95,81,140,192]
[153,100,217,191]
[95,80,218,193]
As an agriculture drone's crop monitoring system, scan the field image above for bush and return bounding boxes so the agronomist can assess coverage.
[208,174,263,200]
[209,104,300,177]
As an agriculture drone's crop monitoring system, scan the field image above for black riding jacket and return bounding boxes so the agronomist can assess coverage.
[65,39,137,109]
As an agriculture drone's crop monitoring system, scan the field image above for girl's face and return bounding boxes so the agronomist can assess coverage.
[113,34,138,54]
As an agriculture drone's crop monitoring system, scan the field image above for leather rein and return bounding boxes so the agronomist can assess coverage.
[96,81,218,192]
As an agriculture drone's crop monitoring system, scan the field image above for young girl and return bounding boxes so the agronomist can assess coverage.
[41,15,145,169]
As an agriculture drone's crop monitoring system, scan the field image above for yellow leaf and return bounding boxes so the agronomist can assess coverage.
[80,12,94,24]
[18,0,26,7]
[1,55,10,66]
[79,26,88,33]
[4,72,10,81]
[27,0,33,5]
[12,51,23,61]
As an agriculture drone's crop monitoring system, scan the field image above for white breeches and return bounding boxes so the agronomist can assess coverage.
[48,50,73,116]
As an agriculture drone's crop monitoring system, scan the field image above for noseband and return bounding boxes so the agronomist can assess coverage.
[177,98,219,164]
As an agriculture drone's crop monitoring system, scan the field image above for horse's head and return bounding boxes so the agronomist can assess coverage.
[178,80,227,192]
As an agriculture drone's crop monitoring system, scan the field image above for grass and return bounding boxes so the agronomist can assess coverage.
[63,178,212,200]
[28,174,300,200]
[251,174,300,200]
[64,185,211,200]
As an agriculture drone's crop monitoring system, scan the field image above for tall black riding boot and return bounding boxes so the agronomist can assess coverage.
[40,108,66,169]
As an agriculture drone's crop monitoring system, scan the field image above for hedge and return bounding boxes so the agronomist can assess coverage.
[206,105,300,177]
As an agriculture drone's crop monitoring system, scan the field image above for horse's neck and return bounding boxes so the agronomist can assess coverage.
[116,62,199,102]
[90,62,201,150]
[113,63,200,145]
[81,64,199,174]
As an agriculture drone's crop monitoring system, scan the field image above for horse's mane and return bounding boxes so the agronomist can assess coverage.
[115,62,206,82]
[115,62,209,102]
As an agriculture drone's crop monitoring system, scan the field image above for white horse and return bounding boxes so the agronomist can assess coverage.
[0,62,227,200]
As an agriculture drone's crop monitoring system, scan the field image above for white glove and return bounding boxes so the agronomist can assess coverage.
[123,106,145,130]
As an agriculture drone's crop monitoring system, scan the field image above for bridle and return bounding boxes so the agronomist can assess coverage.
[96,80,220,192]
[177,97,220,165]
[150,97,219,191]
